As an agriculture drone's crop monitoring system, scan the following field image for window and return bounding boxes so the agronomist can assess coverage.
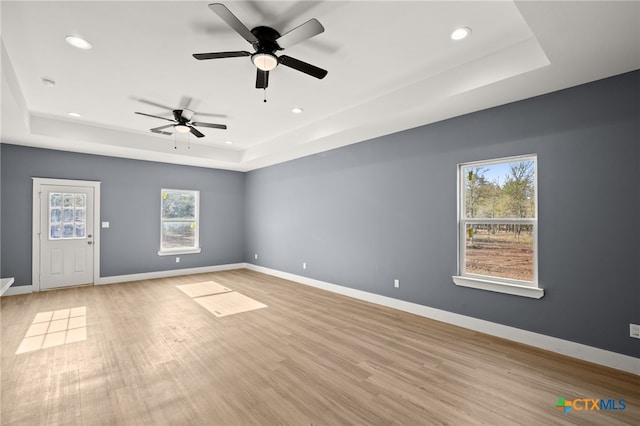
[158,189,201,256]
[49,192,86,240]
[453,155,543,298]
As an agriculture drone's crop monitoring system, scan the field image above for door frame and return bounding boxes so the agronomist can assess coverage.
[32,178,101,292]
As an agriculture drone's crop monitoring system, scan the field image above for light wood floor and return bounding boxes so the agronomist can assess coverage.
[1,269,638,425]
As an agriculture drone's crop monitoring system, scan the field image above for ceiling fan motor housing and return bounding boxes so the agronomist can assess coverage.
[251,26,282,52]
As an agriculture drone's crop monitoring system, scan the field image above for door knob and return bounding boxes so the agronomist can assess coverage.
[88,241,93,245]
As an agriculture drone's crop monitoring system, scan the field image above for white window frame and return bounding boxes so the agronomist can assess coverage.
[158,189,201,256]
[452,155,543,299]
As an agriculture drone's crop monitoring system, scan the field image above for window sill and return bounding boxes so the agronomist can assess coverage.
[452,275,544,299]
[158,248,201,256]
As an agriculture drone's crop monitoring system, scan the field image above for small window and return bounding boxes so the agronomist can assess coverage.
[49,192,86,240]
[453,155,543,298]
[159,189,201,256]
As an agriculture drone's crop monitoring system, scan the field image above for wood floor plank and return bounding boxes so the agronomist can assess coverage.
[1,269,638,425]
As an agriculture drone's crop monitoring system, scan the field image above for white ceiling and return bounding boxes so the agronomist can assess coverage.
[1,1,639,171]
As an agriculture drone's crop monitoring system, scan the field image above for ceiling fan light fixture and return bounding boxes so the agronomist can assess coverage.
[65,35,93,50]
[252,53,278,71]
[175,124,190,133]
[451,27,471,41]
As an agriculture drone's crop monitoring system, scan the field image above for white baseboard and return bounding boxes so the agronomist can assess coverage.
[1,264,245,295]
[95,263,245,285]
[3,283,33,296]
[245,263,640,376]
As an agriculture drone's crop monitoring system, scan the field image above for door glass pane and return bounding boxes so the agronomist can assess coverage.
[63,193,74,208]
[63,208,74,222]
[62,224,74,239]
[50,193,62,207]
[50,208,62,223]
[74,194,86,208]
[75,208,86,222]
[50,224,62,239]
[75,223,86,238]
[465,223,534,282]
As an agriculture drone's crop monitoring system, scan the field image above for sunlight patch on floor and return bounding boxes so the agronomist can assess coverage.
[176,281,232,298]
[193,291,267,317]
[177,281,267,318]
[16,306,87,354]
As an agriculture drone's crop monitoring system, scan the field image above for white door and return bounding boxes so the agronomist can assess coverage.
[39,184,94,289]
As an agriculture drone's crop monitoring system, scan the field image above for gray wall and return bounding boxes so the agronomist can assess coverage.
[245,70,640,357]
[1,145,245,284]
[1,71,638,358]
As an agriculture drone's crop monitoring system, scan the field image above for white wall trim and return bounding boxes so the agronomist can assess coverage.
[95,263,245,285]
[2,284,33,297]
[452,275,544,299]
[245,263,639,376]
[1,263,244,296]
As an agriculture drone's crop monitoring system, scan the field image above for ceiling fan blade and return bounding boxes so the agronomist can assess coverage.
[193,51,252,60]
[189,126,205,138]
[193,112,228,119]
[209,3,259,44]
[276,18,324,49]
[136,98,174,111]
[256,69,269,89]
[151,129,173,136]
[279,55,327,79]
[150,124,174,132]
[179,96,194,110]
[192,122,227,130]
[135,112,176,122]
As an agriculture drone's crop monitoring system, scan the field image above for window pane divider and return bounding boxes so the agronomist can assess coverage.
[463,218,536,224]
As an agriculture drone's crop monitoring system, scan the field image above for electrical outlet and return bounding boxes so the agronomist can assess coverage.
[630,323,640,339]
[303,262,307,270]
[394,279,399,288]
[254,253,258,260]
[176,257,180,263]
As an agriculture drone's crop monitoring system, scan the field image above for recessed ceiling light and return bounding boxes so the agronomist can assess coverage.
[225,140,233,145]
[65,35,92,50]
[292,107,304,114]
[451,27,471,41]
[67,112,81,118]
[41,77,56,87]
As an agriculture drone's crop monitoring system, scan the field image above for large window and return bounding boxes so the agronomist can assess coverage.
[159,189,201,255]
[453,155,543,298]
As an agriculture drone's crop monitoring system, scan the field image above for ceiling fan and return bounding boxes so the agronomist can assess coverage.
[193,3,328,89]
[134,98,227,138]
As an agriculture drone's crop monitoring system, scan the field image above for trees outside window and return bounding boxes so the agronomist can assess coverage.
[160,189,200,254]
